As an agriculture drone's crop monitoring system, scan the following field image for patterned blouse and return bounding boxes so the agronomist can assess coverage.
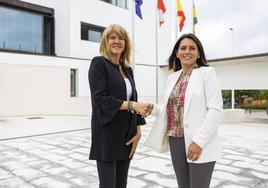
[166,73,190,137]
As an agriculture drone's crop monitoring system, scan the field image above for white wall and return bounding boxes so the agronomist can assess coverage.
[0,52,90,117]
[211,60,268,90]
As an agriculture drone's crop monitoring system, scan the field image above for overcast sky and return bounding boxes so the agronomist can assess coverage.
[180,0,268,59]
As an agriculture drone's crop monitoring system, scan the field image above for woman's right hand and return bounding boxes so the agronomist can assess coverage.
[133,102,153,118]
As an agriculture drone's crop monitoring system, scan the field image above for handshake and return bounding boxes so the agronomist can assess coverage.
[132,102,154,118]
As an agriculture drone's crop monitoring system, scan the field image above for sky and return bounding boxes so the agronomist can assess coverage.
[180,0,268,59]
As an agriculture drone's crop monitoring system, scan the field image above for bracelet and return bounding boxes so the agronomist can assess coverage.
[127,100,130,111]
[130,101,134,113]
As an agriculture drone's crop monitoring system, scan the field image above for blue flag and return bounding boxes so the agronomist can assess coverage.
[135,0,143,20]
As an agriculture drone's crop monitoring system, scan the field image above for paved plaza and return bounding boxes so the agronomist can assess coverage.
[0,114,268,188]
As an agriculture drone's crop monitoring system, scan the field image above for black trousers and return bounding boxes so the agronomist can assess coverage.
[169,137,215,188]
[96,160,131,188]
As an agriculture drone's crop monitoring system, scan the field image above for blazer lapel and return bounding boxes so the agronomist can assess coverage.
[164,70,182,104]
[184,68,200,118]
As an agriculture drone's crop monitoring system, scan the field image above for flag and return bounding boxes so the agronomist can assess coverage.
[135,0,143,20]
[193,1,198,34]
[157,0,166,26]
[177,0,185,32]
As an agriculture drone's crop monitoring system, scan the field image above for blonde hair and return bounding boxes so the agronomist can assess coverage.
[100,24,132,67]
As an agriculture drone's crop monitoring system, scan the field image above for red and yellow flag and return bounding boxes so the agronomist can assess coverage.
[157,0,166,26]
[177,0,186,32]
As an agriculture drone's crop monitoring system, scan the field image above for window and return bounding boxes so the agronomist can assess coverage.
[81,23,105,43]
[0,2,54,55]
[100,0,127,9]
[70,69,77,97]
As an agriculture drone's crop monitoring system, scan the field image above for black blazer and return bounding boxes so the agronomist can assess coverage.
[88,56,146,161]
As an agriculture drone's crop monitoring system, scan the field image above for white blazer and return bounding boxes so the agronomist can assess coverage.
[144,67,223,163]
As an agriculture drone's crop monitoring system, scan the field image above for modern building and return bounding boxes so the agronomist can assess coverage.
[1,0,267,117]
[0,0,176,117]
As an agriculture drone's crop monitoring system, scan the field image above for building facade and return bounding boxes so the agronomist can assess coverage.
[0,0,176,117]
[1,0,267,117]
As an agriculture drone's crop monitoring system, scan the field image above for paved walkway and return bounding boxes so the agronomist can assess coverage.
[0,115,268,188]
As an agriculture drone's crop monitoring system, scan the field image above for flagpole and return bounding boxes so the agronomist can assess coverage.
[175,0,178,41]
[131,0,135,72]
[155,0,159,104]
[192,0,194,34]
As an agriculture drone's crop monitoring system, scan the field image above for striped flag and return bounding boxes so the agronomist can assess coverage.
[135,0,143,20]
[193,1,198,34]
[157,0,166,26]
[177,0,185,32]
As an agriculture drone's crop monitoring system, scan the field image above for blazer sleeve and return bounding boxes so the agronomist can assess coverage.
[151,104,162,116]
[151,72,175,117]
[128,67,146,126]
[89,57,124,126]
[193,67,223,148]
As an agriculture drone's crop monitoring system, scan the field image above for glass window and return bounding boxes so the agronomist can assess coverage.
[0,5,54,55]
[0,6,43,53]
[70,69,77,97]
[81,23,105,43]
[117,0,127,8]
[100,0,127,9]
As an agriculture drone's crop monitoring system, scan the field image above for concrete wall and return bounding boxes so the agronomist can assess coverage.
[0,52,90,117]
[211,59,268,90]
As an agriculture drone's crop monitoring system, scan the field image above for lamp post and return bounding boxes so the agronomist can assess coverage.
[229,28,234,56]
[228,27,235,108]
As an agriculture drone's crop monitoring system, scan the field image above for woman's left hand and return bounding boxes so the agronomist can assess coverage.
[187,141,202,161]
[127,127,141,159]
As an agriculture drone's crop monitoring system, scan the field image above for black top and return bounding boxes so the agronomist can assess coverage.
[88,56,146,161]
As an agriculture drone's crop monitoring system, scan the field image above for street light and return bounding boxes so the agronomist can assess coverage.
[229,28,234,56]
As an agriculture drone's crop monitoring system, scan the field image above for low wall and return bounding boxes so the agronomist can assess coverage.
[222,109,245,124]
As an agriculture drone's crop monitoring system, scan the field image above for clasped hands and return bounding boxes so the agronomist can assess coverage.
[133,102,153,118]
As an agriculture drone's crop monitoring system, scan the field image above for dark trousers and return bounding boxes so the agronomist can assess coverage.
[169,137,215,188]
[96,160,131,188]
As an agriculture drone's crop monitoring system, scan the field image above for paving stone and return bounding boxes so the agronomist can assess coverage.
[132,157,174,176]
[233,161,268,173]
[222,148,246,155]
[15,154,40,163]
[223,185,250,188]
[251,170,268,180]
[58,159,88,169]
[129,168,148,176]
[214,163,241,173]
[44,167,69,175]
[144,173,177,188]
[210,178,224,188]
[213,171,250,182]
[31,177,73,188]
[42,153,69,162]
[260,160,268,165]
[224,154,261,163]
[68,153,87,161]
[12,168,44,181]
[217,158,233,165]
[0,177,30,188]
[72,147,90,155]
[128,177,147,188]
[0,160,29,171]
[0,168,13,180]
[51,148,73,155]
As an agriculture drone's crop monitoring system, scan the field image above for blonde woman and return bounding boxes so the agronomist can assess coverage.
[88,24,149,188]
